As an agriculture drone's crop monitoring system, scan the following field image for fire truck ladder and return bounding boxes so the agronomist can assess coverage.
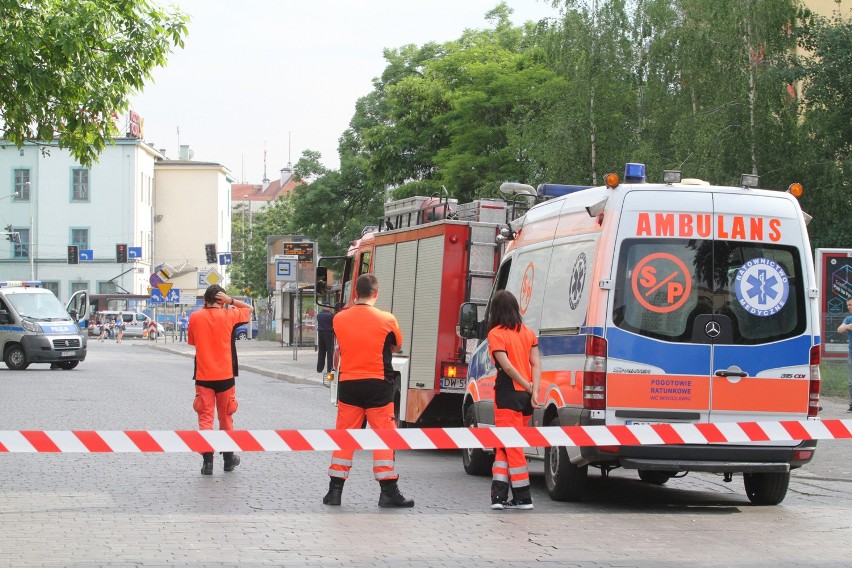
[462,223,500,360]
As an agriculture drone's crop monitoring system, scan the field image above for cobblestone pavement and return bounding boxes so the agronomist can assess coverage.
[1,340,851,568]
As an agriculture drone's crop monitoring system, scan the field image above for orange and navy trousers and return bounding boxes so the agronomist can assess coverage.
[193,379,238,431]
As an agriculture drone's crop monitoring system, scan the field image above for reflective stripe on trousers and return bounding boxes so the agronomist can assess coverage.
[493,407,530,488]
[328,400,398,481]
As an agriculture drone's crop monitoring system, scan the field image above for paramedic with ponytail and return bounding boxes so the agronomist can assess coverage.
[188,284,252,475]
[487,290,541,510]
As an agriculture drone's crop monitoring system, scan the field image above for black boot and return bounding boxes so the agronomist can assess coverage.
[490,480,510,510]
[222,452,241,472]
[200,452,213,475]
[323,477,345,506]
[378,479,414,508]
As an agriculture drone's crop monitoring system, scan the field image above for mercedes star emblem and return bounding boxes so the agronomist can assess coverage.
[705,321,721,338]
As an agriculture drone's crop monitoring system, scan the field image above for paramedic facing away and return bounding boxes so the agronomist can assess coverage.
[188,284,252,474]
[323,274,414,508]
[837,297,852,412]
[487,290,542,510]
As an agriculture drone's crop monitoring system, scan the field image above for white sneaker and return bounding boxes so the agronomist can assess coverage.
[503,499,534,510]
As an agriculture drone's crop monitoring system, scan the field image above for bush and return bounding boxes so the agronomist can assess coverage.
[821,360,848,398]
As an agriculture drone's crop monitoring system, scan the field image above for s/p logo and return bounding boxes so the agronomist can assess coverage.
[631,253,693,314]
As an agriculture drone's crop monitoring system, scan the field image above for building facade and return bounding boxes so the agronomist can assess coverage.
[0,139,159,302]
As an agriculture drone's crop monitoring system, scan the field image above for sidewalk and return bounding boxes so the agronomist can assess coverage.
[141,338,327,386]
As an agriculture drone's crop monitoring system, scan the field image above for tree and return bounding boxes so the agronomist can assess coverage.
[0,0,188,166]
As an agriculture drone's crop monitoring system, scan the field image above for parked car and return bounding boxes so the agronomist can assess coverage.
[91,311,164,339]
[235,321,259,340]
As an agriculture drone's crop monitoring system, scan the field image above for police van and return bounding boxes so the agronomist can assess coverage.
[0,281,89,370]
[458,164,820,505]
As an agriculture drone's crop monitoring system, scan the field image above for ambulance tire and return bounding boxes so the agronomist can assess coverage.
[544,417,588,501]
[743,471,790,505]
[57,361,79,370]
[462,406,493,476]
[638,470,673,485]
[4,345,29,370]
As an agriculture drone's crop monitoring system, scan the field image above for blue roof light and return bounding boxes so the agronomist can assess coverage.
[624,163,646,183]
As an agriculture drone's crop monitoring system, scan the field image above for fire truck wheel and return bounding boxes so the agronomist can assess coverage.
[544,417,588,501]
[4,345,29,370]
[743,471,790,505]
[638,470,673,485]
[462,405,494,476]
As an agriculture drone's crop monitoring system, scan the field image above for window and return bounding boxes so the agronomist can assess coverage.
[72,168,89,201]
[70,281,88,296]
[70,228,89,249]
[612,238,805,345]
[41,281,60,297]
[14,169,30,200]
[13,228,29,258]
[98,281,118,294]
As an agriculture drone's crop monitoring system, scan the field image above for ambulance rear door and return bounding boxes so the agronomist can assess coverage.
[708,192,812,425]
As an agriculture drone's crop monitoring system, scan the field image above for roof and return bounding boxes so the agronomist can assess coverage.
[231,171,303,203]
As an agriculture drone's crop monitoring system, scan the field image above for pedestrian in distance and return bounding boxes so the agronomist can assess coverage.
[178,311,189,342]
[115,312,125,343]
[316,304,335,376]
[188,284,252,475]
[97,316,109,342]
[836,297,852,412]
[487,289,541,510]
[323,273,414,508]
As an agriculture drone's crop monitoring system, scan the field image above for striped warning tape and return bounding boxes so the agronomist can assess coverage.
[0,419,850,453]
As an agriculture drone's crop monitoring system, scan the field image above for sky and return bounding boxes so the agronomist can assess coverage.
[130,0,560,183]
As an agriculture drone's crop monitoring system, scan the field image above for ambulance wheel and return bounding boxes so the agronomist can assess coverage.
[462,405,493,476]
[4,345,29,370]
[743,471,790,505]
[544,417,587,501]
[638,470,673,485]
[57,361,79,370]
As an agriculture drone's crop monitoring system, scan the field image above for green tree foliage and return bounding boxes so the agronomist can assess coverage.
[277,0,849,265]
[0,0,188,166]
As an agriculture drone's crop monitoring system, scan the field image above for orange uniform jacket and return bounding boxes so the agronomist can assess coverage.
[188,306,252,381]
[333,304,402,382]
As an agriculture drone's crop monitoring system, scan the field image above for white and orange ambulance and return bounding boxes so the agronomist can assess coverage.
[458,164,820,505]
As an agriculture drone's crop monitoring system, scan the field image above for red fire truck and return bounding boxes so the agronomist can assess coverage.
[318,196,508,427]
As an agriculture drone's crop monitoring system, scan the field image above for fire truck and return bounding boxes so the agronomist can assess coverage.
[318,195,509,427]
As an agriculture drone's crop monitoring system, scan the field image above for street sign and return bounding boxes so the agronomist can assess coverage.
[151,287,180,303]
[178,290,196,305]
[79,249,94,261]
[150,273,163,287]
[198,268,222,287]
[273,254,300,261]
[276,260,298,282]
[128,246,142,260]
[219,253,232,266]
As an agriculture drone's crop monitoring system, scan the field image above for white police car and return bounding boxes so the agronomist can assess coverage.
[0,281,88,370]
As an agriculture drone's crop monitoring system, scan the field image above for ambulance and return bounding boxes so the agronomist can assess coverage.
[458,164,820,505]
[0,281,89,370]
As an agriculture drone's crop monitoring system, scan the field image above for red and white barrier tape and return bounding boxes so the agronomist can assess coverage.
[0,420,850,453]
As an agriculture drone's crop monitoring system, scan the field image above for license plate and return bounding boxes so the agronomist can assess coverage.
[440,377,466,392]
[625,420,660,426]
[61,351,75,357]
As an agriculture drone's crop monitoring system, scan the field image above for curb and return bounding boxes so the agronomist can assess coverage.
[142,343,324,387]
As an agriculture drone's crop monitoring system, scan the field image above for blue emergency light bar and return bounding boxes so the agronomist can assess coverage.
[0,280,42,288]
[536,184,593,198]
[624,163,646,183]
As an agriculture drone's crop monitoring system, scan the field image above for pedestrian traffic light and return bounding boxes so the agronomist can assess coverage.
[205,243,217,264]
[116,243,128,263]
[67,245,79,264]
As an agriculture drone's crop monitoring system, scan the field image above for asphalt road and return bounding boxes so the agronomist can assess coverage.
[1,341,851,567]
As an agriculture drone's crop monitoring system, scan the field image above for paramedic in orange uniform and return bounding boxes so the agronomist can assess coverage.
[487,290,541,510]
[323,274,414,508]
[188,284,252,475]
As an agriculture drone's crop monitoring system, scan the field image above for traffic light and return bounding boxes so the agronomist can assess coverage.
[67,245,79,264]
[205,243,217,264]
[4,225,11,242]
[116,243,128,263]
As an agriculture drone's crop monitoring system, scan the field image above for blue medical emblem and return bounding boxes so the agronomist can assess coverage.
[734,258,790,317]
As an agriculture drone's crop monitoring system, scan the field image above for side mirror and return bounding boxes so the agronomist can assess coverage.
[315,266,328,295]
[0,309,9,324]
[458,302,481,339]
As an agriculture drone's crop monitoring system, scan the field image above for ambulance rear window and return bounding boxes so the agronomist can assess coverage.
[612,239,805,345]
